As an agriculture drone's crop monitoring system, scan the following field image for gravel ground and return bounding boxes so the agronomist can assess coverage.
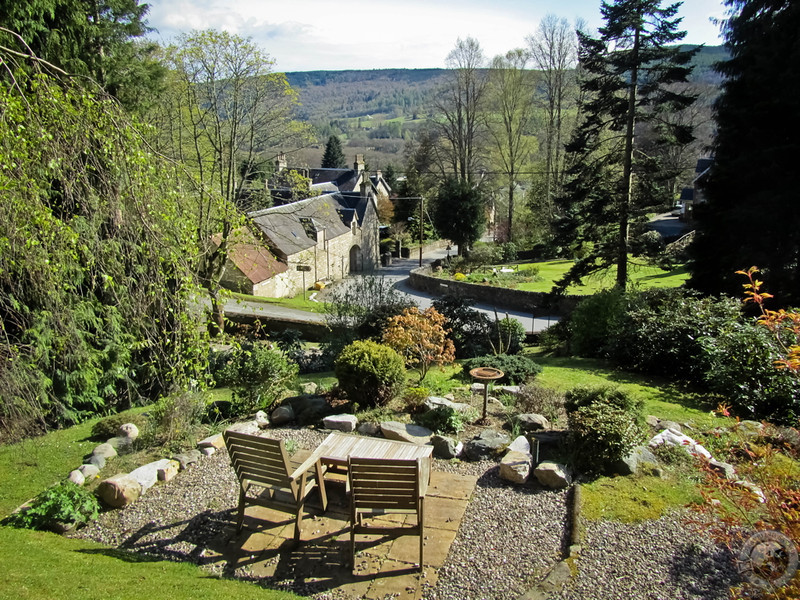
[72,425,739,600]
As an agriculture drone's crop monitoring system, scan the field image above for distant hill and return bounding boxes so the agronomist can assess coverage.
[285,46,727,126]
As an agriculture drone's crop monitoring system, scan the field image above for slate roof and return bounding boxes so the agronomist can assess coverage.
[308,168,359,192]
[212,229,287,284]
[248,192,369,259]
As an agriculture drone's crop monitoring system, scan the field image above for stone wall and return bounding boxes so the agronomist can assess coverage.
[408,267,583,316]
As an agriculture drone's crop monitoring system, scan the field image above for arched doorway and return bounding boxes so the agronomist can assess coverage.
[349,245,362,273]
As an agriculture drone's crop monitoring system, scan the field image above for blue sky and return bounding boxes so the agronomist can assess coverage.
[145,0,728,72]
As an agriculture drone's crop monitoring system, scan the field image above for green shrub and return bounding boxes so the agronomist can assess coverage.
[564,385,644,415]
[499,241,518,262]
[227,342,297,415]
[606,288,741,383]
[416,405,471,434]
[462,354,542,385]
[90,412,149,441]
[467,245,500,269]
[357,302,414,341]
[700,323,800,424]
[567,288,626,357]
[3,482,99,531]
[515,384,566,425]
[565,386,645,476]
[490,317,526,355]
[334,340,406,408]
[142,390,208,450]
[431,295,493,358]
[651,441,694,467]
[403,386,430,413]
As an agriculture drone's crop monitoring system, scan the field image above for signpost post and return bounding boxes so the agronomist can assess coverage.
[296,265,312,300]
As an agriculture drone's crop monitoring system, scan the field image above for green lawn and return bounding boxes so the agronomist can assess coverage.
[228,291,326,313]
[0,527,301,600]
[515,259,690,294]
[0,406,302,600]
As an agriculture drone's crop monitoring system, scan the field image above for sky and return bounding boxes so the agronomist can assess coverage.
[145,0,729,73]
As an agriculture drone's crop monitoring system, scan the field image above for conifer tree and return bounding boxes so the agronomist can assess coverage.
[688,0,800,304]
[321,135,346,168]
[554,0,697,290]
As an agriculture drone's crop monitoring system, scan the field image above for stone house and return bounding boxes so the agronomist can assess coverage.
[213,228,288,296]
[231,190,380,297]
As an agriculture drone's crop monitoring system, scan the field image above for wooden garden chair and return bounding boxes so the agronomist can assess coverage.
[348,456,425,571]
[222,429,328,541]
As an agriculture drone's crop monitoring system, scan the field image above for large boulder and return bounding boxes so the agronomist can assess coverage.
[649,428,711,459]
[380,421,432,445]
[500,450,532,484]
[534,462,572,489]
[431,435,462,459]
[299,382,318,396]
[517,413,550,432]
[286,395,329,425]
[463,430,510,461]
[97,474,142,508]
[106,436,133,452]
[357,422,381,436]
[423,396,471,413]
[88,454,106,469]
[128,461,163,494]
[323,414,358,433]
[614,445,659,476]
[270,404,295,426]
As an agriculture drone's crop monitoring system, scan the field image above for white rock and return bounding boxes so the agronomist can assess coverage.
[67,470,85,486]
[255,410,270,429]
[129,461,162,493]
[118,423,139,440]
[500,450,532,484]
[78,464,100,479]
[534,462,572,489]
[648,428,711,459]
[156,459,180,482]
[200,446,216,456]
[380,421,432,445]
[507,435,531,455]
[323,414,358,432]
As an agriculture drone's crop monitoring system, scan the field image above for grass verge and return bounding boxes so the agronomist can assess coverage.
[228,291,326,313]
[0,527,302,600]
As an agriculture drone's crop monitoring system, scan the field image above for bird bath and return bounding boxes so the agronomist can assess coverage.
[469,366,504,423]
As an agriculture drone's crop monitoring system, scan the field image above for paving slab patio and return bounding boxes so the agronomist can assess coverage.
[215,469,477,599]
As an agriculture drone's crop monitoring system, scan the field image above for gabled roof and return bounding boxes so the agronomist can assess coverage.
[212,229,287,284]
[308,168,359,192]
[249,192,369,258]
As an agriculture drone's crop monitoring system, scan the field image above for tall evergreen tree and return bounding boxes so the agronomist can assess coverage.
[0,0,164,113]
[554,0,697,290]
[321,135,346,168]
[688,0,800,304]
[431,177,486,256]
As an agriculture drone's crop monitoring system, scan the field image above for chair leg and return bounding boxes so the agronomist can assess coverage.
[294,473,308,542]
[419,497,425,572]
[350,507,357,570]
[236,488,246,533]
[316,462,328,511]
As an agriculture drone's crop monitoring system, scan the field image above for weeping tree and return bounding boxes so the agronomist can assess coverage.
[554,0,697,291]
[0,43,208,439]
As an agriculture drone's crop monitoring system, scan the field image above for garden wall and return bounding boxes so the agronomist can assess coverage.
[408,267,583,317]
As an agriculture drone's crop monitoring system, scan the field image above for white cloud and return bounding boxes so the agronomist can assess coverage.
[146,0,727,72]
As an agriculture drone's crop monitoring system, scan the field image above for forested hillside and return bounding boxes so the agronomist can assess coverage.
[286,45,726,126]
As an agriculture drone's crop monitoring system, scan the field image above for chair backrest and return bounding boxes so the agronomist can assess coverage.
[223,430,292,489]
[348,457,421,512]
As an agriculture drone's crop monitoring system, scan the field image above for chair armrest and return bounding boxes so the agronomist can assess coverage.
[289,452,324,482]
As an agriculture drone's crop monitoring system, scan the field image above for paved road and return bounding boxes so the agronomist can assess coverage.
[228,245,559,333]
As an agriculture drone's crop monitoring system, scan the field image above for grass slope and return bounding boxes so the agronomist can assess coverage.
[0,527,301,600]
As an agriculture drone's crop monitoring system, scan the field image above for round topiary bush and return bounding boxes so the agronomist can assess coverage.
[565,386,645,476]
[334,340,406,408]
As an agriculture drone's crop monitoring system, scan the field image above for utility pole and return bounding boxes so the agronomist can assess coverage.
[419,196,424,267]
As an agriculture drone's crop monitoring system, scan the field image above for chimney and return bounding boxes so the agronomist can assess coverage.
[354,154,364,174]
[275,152,287,173]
